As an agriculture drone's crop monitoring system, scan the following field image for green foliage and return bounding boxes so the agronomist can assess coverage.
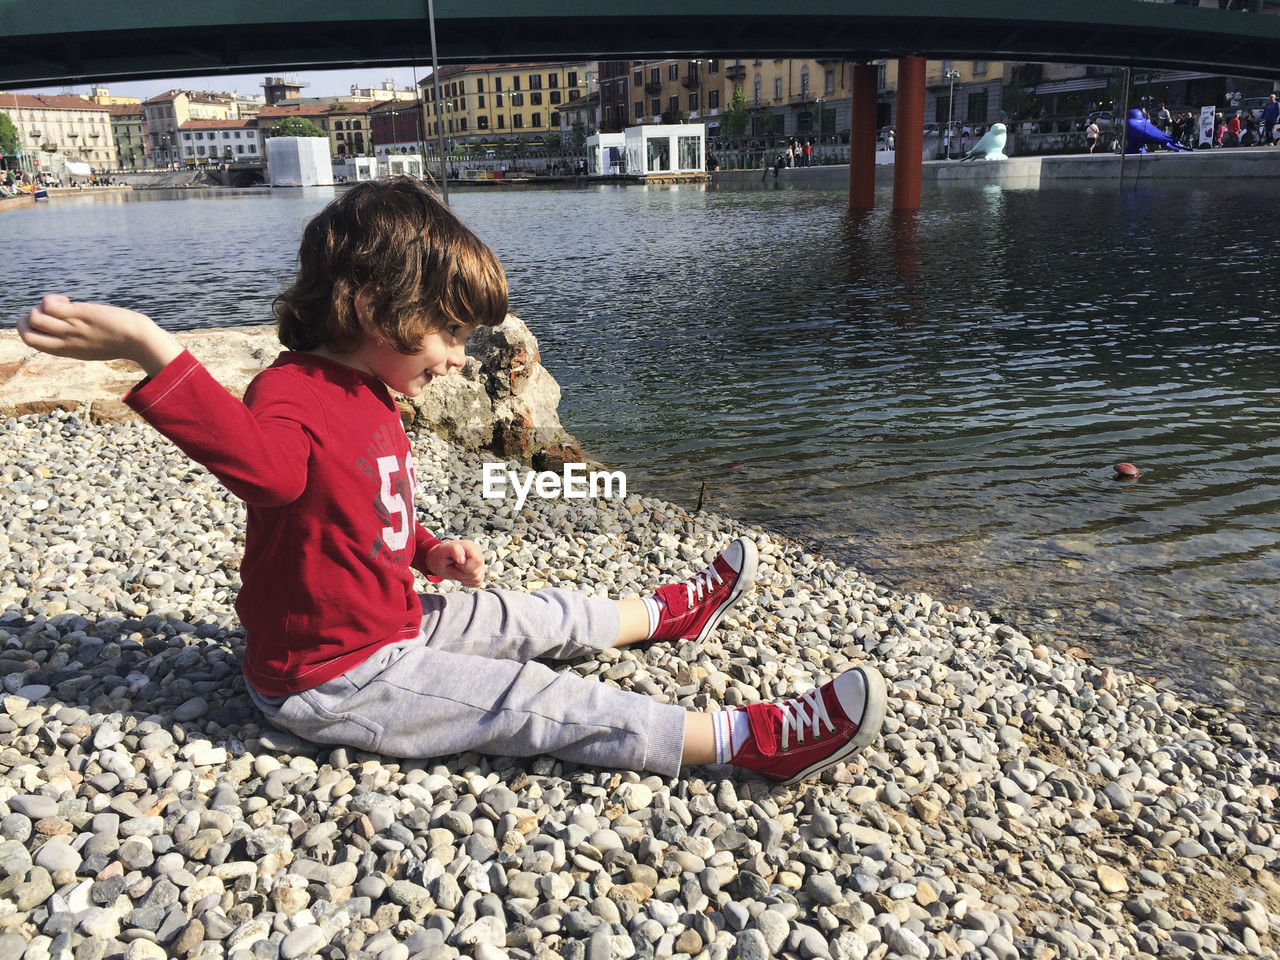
[0,112,18,156]
[269,117,326,138]
[545,133,562,151]
[570,120,587,153]
[724,86,751,143]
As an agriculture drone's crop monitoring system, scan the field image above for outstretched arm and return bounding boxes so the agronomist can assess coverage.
[18,295,183,378]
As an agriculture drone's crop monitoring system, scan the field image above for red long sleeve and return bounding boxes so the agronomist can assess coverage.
[126,350,442,695]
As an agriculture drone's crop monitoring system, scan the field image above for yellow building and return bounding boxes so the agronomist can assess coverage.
[143,90,236,167]
[81,85,141,106]
[422,62,596,147]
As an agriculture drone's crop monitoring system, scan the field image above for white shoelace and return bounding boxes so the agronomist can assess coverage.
[777,687,835,751]
[682,563,725,605]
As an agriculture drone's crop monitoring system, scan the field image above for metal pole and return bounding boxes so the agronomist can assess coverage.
[426,0,449,204]
[1119,66,1131,185]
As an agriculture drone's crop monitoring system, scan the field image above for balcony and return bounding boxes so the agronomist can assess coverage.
[681,75,700,89]
[725,65,746,81]
[644,80,662,94]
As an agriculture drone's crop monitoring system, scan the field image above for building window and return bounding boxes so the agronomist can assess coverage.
[478,95,485,108]
[548,73,557,88]
[635,101,643,119]
[801,66,810,97]
[568,71,578,87]
[568,90,580,101]
[478,115,489,130]
[634,71,642,87]
[183,132,192,141]
[973,61,987,76]
[650,67,660,87]
[669,63,679,81]
[496,93,504,108]
[651,97,660,115]
[197,146,205,155]
[497,115,505,129]
[708,89,720,109]
[531,92,543,106]
[531,112,541,127]
[709,60,719,74]
[774,77,783,100]
[237,144,244,154]
[550,91,561,105]
[689,93,698,112]
[669,95,679,116]
[460,117,468,131]
[550,112,559,127]
[968,91,988,123]
[825,70,835,94]
[476,78,484,92]
[495,77,503,92]
[514,114,523,128]
[353,121,361,130]
[512,93,524,107]
[529,74,541,89]
[512,75,521,91]
[754,76,762,103]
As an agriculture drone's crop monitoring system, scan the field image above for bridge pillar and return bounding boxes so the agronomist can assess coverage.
[849,63,878,210]
[893,56,926,211]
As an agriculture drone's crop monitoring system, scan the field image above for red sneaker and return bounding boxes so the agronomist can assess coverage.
[730,666,887,784]
[650,538,757,644]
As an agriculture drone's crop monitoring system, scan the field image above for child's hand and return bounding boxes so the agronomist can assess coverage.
[18,295,183,377]
[427,539,486,588]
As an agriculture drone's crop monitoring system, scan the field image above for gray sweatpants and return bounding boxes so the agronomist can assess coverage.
[246,588,688,776]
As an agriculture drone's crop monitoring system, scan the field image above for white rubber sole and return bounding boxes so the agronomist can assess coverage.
[782,665,888,785]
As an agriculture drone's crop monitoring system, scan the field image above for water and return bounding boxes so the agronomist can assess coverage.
[6,182,1280,724]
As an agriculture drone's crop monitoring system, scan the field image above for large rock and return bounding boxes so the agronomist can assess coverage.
[0,314,579,466]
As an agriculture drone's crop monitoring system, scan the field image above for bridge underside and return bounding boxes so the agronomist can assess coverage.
[5,2,1280,87]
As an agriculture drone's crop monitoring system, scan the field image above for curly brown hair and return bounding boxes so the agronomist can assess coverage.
[274,177,508,354]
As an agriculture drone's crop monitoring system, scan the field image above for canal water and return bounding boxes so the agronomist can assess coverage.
[6,182,1280,728]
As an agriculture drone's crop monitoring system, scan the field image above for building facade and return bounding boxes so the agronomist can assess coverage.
[1,94,116,172]
[369,99,425,154]
[143,90,236,168]
[421,62,596,149]
[178,118,262,165]
[107,103,147,170]
[326,102,374,157]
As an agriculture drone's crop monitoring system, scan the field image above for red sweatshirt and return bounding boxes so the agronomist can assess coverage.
[125,350,441,695]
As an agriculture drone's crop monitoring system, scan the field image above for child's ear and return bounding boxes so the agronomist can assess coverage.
[353,286,376,332]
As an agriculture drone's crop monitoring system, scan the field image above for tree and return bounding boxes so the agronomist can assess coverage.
[570,120,587,153]
[268,117,326,138]
[0,112,17,157]
[724,85,750,144]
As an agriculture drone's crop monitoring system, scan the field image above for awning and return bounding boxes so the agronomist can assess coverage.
[64,161,91,175]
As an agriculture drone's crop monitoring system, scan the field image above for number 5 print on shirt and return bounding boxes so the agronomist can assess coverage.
[376,454,416,551]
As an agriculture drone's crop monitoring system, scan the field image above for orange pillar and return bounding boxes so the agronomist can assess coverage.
[849,63,878,210]
[893,56,926,211]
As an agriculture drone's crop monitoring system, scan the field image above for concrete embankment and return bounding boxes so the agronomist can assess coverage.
[0,195,35,213]
[712,145,1280,190]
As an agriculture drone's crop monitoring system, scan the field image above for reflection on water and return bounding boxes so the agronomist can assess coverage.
[6,182,1280,726]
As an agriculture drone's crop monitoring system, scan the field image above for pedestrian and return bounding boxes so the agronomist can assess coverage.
[16,178,887,785]
[1086,118,1100,153]
[1263,94,1279,145]
[803,139,812,167]
[786,141,794,167]
[1226,111,1242,147]
[886,129,895,152]
[1155,102,1172,132]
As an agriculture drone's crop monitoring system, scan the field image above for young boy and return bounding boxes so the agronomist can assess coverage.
[17,178,885,784]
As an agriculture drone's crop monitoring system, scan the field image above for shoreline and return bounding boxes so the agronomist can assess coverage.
[1,407,1278,959]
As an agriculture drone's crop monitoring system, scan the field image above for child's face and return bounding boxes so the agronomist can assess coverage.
[358,321,473,398]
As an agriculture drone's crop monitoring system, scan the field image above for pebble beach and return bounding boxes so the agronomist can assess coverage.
[2,409,1279,960]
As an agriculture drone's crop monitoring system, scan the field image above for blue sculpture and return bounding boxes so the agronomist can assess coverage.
[958,123,1008,161]
[1124,109,1188,153]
